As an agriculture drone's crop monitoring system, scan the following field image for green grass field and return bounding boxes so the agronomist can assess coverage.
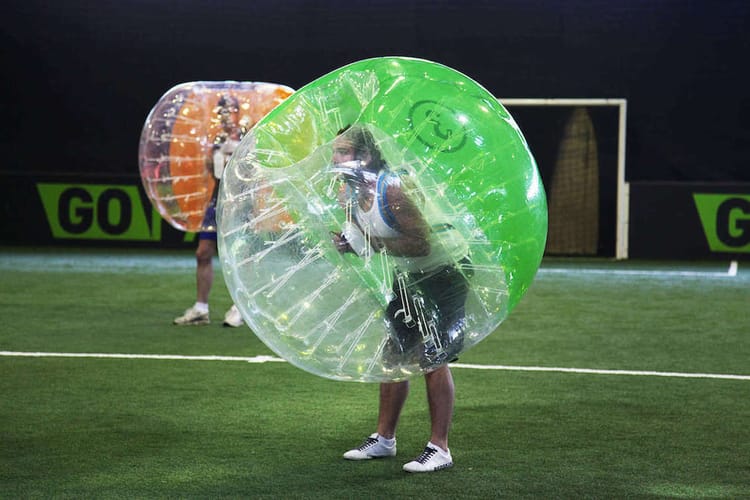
[1,247,748,498]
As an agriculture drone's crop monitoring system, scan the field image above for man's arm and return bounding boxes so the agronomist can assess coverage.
[371,182,430,257]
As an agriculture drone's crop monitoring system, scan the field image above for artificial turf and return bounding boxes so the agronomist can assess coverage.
[1,248,748,498]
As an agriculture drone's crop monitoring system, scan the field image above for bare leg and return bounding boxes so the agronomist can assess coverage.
[424,365,454,451]
[195,239,216,304]
[376,381,410,439]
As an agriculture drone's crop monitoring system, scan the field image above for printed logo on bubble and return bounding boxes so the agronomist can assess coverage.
[409,100,467,153]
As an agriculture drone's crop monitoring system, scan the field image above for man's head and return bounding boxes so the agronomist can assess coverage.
[332,125,384,171]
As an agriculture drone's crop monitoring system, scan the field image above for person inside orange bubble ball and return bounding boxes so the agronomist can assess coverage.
[173,95,244,328]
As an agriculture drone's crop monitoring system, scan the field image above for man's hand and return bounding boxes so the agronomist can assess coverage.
[331,231,353,254]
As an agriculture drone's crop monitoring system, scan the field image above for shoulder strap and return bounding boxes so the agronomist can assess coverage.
[377,172,401,232]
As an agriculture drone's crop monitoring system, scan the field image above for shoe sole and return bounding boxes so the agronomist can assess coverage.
[403,461,453,473]
[343,452,396,460]
[174,319,210,326]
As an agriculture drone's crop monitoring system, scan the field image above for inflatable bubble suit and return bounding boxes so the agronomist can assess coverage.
[218,57,547,382]
[138,81,293,232]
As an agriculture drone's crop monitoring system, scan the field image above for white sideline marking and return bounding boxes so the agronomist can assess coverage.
[728,260,738,277]
[0,351,284,363]
[451,363,750,381]
[539,260,739,278]
[1,351,748,381]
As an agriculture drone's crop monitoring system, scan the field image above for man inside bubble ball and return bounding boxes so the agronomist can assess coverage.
[331,125,472,473]
[173,95,244,328]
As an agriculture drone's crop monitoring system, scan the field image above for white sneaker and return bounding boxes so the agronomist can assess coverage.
[343,433,397,460]
[402,443,453,473]
[173,305,209,326]
[223,305,244,327]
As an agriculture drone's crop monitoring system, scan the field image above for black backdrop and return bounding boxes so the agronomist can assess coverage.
[2,0,748,182]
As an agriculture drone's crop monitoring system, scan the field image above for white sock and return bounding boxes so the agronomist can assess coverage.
[194,302,209,314]
[428,441,449,455]
[378,434,395,446]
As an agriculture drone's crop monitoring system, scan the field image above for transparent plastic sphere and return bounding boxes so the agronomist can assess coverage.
[138,81,293,232]
[218,58,547,382]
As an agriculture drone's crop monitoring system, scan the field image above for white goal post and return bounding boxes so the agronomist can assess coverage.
[498,98,629,259]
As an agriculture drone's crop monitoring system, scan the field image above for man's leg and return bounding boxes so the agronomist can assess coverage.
[173,237,215,326]
[424,365,454,452]
[401,365,455,472]
[376,381,410,439]
[196,238,216,304]
[343,381,407,460]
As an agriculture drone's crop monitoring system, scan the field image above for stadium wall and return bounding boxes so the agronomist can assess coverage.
[2,1,748,258]
[3,172,750,260]
[0,173,194,249]
[629,182,750,260]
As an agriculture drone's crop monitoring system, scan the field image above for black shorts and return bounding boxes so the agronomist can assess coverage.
[384,258,471,368]
[198,198,218,240]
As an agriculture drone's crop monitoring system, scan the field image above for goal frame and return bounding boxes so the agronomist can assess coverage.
[499,98,629,259]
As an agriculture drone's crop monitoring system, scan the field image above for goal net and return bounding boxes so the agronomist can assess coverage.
[500,99,628,259]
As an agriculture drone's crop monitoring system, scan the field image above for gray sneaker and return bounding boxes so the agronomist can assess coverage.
[402,443,453,473]
[343,433,397,460]
[173,305,210,326]
[223,304,244,327]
